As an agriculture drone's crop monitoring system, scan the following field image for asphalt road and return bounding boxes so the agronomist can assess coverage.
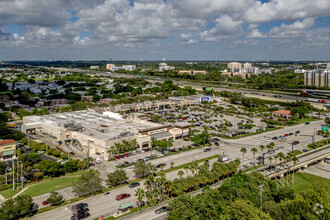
[28,120,327,220]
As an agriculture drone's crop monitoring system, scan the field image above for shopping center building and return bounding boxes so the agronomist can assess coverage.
[22,110,190,160]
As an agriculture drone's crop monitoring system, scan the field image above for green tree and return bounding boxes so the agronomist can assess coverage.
[63,159,78,173]
[135,188,145,211]
[0,195,34,220]
[72,170,103,196]
[106,169,128,187]
[177,170,184,179]
[47,191,64,206]
[0,161,8,175]
[251,148,258,166]
[134,160,156,178]
[240,147,247,169]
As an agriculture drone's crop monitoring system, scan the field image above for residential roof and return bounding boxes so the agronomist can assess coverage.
[272,110,292,115]
[0,139,17,146]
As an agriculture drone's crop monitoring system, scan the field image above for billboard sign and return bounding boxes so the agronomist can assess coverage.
[200,97,210,102]
[321,125,328,131]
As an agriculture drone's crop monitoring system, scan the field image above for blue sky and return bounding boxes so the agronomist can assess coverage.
[0,0,330,61]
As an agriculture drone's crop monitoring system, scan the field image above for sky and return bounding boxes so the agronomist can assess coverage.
[1,0,330,61]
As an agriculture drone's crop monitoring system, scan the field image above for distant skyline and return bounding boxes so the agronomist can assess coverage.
[1,0,330,61]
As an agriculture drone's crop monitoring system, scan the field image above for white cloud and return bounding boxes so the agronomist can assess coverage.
[247,29,266,38]
[245,0,330,24]
[269,18,315,39]
[200,15,242,41]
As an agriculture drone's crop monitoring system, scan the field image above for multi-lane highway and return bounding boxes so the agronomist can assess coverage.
[28,120,326,220]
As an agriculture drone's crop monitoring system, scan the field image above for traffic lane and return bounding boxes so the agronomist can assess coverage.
[301,162,330,179]
[33,186,74,209]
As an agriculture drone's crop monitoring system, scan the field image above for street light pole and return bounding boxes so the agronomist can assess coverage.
[21,163,23,189]
[12,162,15,190]
[257,185,264,211]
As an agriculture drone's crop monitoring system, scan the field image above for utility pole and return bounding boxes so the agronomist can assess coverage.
[21,163,23,189]
[313,128,316,144]
[257,185,264,211]
[12,162,15,190]
[17,160,19,191]
[5,169,7,184]
[291,142,294,154]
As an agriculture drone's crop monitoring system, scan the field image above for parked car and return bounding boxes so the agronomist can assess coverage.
[116,193,131,200]
[214,142,219,146]
[143,156,151,161]
[71,212,90,220]
[289,133,294,136]
[129,182,140,188]
[42,200,49,205]
[123,153,129,157]
[115,155,121,159]
[292,141,300,145]
[104,191,110,195]
[157,153,164,157]
[305,122,310,125]
[204,148,211,152]
[72,203,88,210]
[302,149,309,152]
[155,206,168,214]
[284,134,289,137]
[119,155,125,158]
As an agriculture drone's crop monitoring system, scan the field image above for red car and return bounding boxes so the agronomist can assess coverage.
[115,155,121,160]
[116,193,131,201]
[42,201,49,205]
[284,134,289,137]
[123,153,129,157]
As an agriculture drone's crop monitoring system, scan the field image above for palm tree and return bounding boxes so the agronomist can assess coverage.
[259,145,265,164]
[240,147,247,169]
[251,148,258,166]
[177,170,184,179]
[170,161,174,168]
[149,198,157,207]
[152,187,160,201]
[145,175,154,193]
[107,146,117,159]
[184,165,190,177]
[135,188,145,211]
[269,157,273,167]
[145,191,153,205]
[165,180,173,198]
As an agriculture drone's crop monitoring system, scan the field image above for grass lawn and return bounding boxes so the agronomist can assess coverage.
[292,172,330,193]
[20,176,79,197]
[293,150,302,156]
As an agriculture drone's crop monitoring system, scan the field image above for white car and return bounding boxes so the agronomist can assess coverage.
[157,153,164,157]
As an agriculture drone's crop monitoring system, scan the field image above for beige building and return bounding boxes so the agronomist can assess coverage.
[178,70,207,75]
[22,110,190,160]
[304,70,330,88]
[228,62,242,69]
[243,62,252,68]
[0,139,17,161]
[106,64,116,70]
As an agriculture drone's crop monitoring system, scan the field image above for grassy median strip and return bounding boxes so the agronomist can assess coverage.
[159,154,219,174]
[220,127,281,139]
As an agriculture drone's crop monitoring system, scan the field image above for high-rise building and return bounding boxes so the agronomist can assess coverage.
[227,62,242,69]
[304,70,330,88]
[243,62,252,68]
